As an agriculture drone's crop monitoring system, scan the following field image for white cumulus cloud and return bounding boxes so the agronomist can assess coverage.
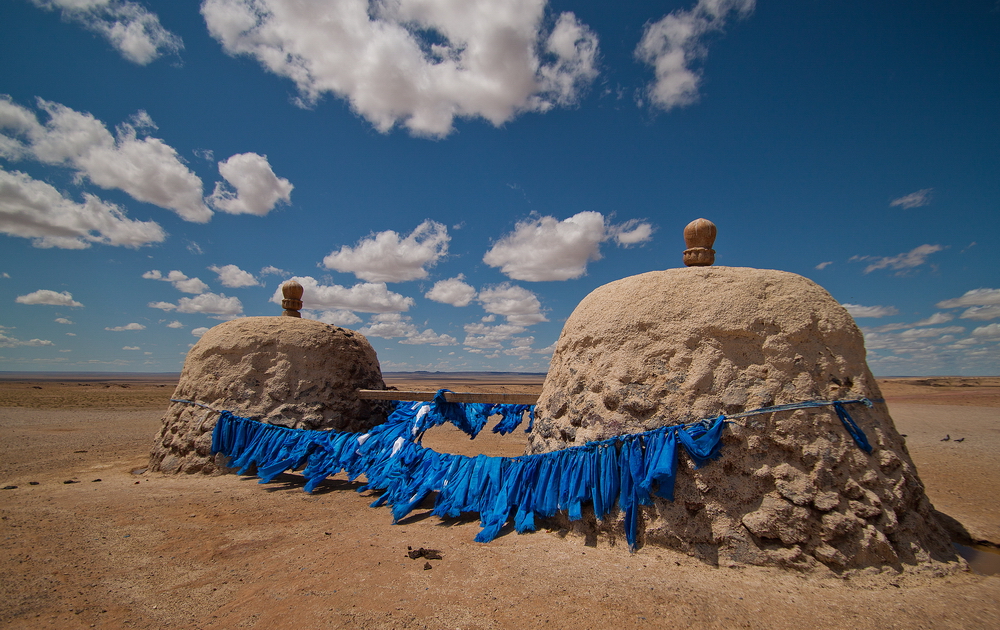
[0,332,54,348]
[478,283,547,326]
[611,219,654,246]
[207,152,293,216]
[105,322,145,331]
[323,220,449,282]
[270,276,414,313]
[425,275,477,307]
[462,322,527,349]
[15,289,83,307]
[310,309,363,327]
[175,293,243,317]
[260,265,288,276]
[191,326,210,338]
[143,270,210,294]
[359,313,456,345]
[209,263,260,288]
[635,0,755,111]
[0,168,166,249]
[30,0,183,65]
[166,320,183,328]
[0,97,212,222]
[842,304,899,319]
[484,211,650,281]
[400,329,458,346]
[890,188,933,209]
[201,0,599,138]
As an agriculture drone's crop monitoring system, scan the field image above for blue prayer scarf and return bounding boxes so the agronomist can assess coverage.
[209,391,874,551]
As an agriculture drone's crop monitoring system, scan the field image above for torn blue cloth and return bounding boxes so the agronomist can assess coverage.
[210,395,874,551]
[834,402,873,453]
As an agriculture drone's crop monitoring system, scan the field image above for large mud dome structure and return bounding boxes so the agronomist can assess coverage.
[149,316,389,475]
[530,265,959,572]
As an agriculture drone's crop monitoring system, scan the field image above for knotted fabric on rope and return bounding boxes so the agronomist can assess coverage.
[206,391,877,551]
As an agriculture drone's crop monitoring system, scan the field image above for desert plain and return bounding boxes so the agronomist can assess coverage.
[0,373,998,629]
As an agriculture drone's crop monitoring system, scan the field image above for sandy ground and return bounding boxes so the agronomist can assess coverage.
[0,375,998,629]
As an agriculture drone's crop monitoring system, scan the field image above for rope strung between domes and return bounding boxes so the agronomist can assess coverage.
[194,390,876,551]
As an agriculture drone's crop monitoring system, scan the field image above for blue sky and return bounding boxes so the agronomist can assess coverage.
[1,0,998,376]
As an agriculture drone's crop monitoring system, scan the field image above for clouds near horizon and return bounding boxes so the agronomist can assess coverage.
[937,288,1000,321]
[0,329,54,347]
[842,304,899,318]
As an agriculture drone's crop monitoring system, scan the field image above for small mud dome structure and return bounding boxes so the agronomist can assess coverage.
[531,265,957,571]
[150,316,388,475]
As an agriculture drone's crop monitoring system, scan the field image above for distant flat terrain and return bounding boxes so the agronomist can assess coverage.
[383,371,546,394]
[878,376,1000,407]
[1,373,995,409]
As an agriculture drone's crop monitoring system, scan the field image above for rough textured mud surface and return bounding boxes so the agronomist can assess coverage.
[149,316,388,475]
[531,267,959,572]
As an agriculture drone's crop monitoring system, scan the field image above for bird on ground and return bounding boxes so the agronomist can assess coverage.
[941,434,950,441]
[954,437,965,443]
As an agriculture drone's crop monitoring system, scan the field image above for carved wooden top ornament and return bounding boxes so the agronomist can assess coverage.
[281,280,304,317]
[683,218,717,267]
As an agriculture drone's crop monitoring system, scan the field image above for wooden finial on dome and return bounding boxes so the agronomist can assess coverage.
[281,280,303,317]
[683,218,717,267]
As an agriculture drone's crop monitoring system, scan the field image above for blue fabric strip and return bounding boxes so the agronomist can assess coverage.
[207,394,875,551]
[833,402,873,453]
